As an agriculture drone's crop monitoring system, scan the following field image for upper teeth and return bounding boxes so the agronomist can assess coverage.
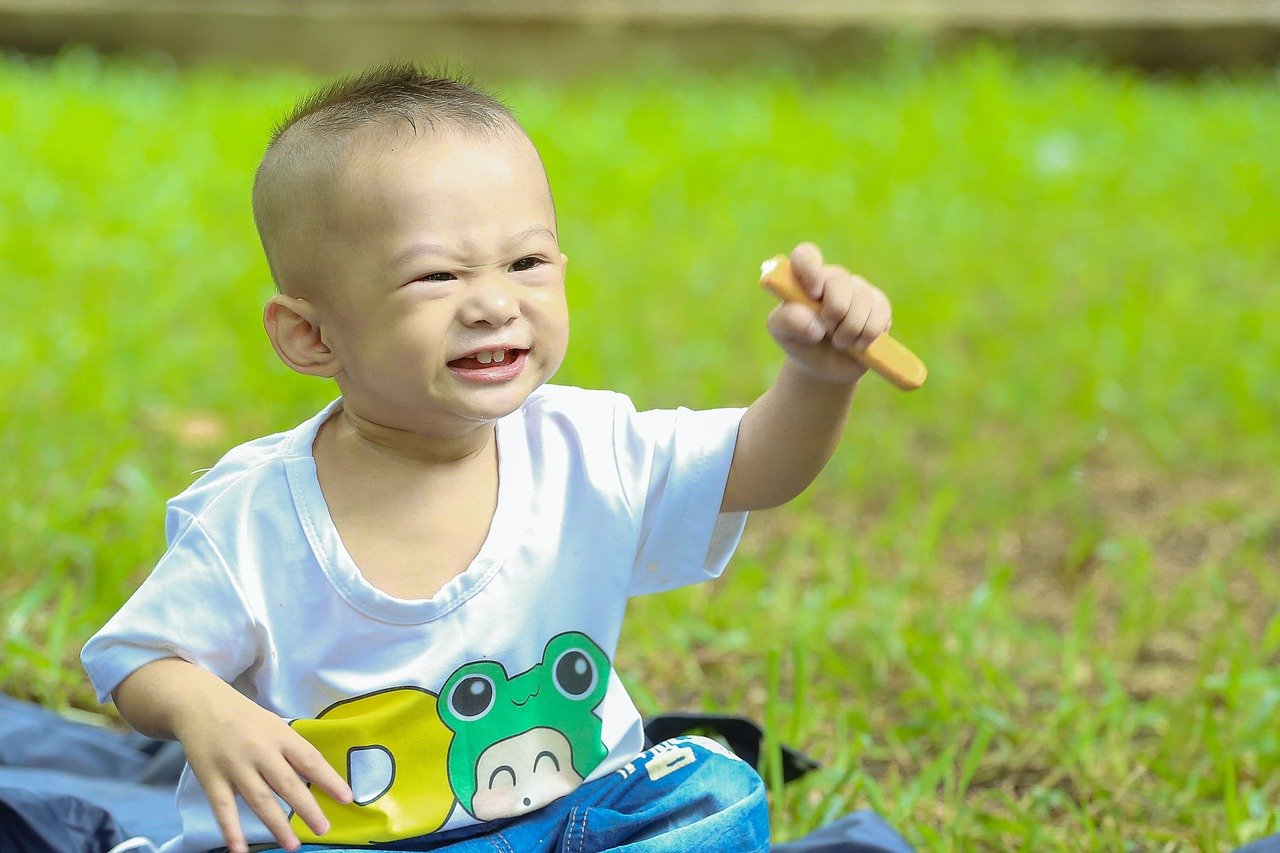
[476,350,506,364]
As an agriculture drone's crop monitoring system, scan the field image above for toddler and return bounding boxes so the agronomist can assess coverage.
[82,64,892,853]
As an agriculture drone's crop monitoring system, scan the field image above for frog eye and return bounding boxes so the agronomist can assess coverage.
[448,674,496,721]
[551,648,599,700]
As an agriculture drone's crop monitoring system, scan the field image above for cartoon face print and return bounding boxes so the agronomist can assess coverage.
[437,632,611,820]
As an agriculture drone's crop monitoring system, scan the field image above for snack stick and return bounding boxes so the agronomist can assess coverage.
[759,255,927,391]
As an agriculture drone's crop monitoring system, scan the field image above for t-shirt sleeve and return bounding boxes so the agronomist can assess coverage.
[81,507,259,704]
[610,395,749,595]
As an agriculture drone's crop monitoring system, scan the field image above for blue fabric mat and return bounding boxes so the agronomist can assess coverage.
[4,693,1278,853]
[0,693,183,846]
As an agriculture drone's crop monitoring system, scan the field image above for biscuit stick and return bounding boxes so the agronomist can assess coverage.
[759,255,927,391]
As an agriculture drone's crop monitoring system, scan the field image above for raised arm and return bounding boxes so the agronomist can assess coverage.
[114,658,353,853]
[721,243,892,513]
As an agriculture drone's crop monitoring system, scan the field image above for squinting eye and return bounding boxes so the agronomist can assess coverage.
[509,257,543,273]
[418,272,456,283]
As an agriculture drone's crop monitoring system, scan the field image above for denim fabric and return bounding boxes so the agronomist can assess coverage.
[270,737,767,853]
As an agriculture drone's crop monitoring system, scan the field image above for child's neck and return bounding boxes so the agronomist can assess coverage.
[327,406,496,468]
[311,405,501,600]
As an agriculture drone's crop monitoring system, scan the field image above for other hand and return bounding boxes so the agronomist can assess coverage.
[174,689,353,853]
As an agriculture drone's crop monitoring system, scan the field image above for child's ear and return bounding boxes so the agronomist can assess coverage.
[263,295,340,378]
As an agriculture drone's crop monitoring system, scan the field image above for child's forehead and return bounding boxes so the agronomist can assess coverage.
[323,125,555,242]
[270,115,532,199]
[343,116,529,161]
[334,123,549,199]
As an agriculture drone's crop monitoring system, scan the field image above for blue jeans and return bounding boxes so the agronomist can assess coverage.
[270,736,769,853]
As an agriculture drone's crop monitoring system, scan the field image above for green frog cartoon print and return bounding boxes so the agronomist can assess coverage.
[438,631,611,820]
[289,632,611,843]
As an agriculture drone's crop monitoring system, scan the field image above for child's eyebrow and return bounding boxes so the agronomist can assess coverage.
[391,227,558,269]
[511,226,557,246]
[391,242,451,269]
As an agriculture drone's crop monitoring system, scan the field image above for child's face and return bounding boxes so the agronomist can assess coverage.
[308,127,569,438]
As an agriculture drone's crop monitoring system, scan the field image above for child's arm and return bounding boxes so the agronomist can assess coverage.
[114,657,353,853]
[721,242,892,513]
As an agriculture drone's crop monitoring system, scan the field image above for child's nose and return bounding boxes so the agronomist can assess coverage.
[461,273,519,327]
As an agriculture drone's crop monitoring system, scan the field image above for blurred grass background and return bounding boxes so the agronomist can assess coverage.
[1,42,1278,850]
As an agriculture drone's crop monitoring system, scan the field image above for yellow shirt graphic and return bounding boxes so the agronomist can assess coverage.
[290,687,455,843]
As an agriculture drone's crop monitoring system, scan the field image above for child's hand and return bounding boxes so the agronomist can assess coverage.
[765,242,892,384]
[173,686,353,853]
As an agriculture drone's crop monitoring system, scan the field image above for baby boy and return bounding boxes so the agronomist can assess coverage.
[82,64,892,853]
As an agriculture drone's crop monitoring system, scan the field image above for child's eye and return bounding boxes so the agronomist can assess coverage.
[509,257,543,273]
[417,272,456,283]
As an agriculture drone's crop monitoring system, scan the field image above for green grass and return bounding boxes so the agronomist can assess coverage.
[3,43,1279,850]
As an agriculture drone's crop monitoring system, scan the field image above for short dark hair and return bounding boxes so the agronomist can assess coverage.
[268,62,519,144]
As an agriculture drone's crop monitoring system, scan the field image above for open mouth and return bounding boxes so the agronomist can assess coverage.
[447,348,530,383]
[448,348,526,370]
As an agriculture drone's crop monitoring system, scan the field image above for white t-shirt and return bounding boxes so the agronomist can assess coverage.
[82,385,747,853]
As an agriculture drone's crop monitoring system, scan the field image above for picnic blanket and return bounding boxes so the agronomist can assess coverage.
[14,693,1278,853]
[0,693,917,852]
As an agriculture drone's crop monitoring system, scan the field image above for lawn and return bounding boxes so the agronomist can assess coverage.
[1,43,1278,851]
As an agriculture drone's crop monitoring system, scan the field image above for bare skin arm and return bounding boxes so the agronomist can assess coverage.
[114,658,353,853]
[722,243,891,513]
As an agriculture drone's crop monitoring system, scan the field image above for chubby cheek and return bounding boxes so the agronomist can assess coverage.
[530,294,570,370]
[347,318,448,383]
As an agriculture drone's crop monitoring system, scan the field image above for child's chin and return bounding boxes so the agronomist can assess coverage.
[453,379,545,420]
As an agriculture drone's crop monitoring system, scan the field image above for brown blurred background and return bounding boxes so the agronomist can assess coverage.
[3,0,1279,75]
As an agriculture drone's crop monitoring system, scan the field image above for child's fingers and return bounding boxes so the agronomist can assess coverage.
[287,739,352,805]
[857,297,893,351]
[206,782,251,853]
[767,301,827,346]
[815,271,857,342]
[263,756,332,840]
[831,279,891,353]
[789,242,826,300]
[830,302,872,353]
[238,770,303,851]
